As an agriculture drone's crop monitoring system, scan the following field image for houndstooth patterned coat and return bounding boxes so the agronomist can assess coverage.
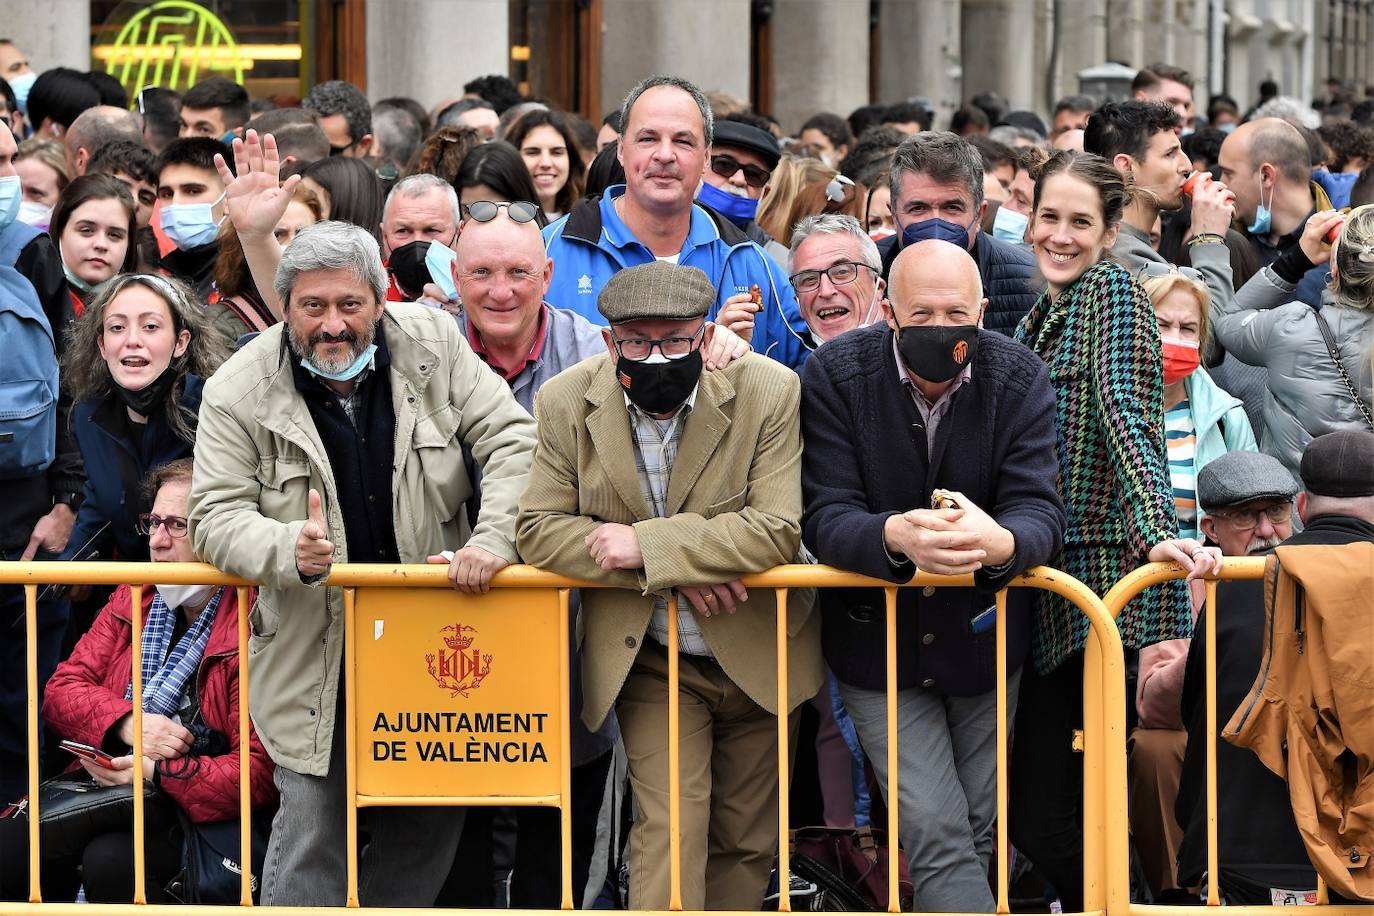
[1015,260,1191,673]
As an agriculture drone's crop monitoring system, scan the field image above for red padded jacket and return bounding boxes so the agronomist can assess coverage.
[44,585,276,823]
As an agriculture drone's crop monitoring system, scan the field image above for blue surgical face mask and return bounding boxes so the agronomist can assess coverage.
[8,71,36,115]
[159,192,226,250]
[0,175,20,230]
[991,206,1029,246]
[425,239,459,302]
[696,179,759,226]
[1247,177,1274,235]
[1217,122,1236,134]
[302,343,378,383]
[900,214,975,249]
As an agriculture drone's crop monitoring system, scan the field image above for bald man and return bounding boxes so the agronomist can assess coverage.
[64,106,141,177]
[1051,128,1085,152]
[801,239,1064,912]
[1218,117,1336,305]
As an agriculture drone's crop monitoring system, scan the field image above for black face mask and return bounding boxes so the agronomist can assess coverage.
[115,361,181,419]
[616,351,703,415]
[387,240,434,300]
[896,325,978,383]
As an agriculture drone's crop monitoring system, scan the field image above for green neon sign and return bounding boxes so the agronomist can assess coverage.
[103,0,243,93]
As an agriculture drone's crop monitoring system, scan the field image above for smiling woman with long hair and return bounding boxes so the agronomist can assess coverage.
[61,274,230,560]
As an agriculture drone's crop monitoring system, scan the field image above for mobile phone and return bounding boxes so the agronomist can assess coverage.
[59,739,116,768]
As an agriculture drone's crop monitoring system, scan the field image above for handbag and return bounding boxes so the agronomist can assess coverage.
[765,825,915,911]
[165,810,269,904]
[2,776,170,860]
[1312,309,1374,432]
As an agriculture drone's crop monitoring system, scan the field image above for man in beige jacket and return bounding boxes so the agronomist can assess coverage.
[188,220,536,906]
[517,261,822,910]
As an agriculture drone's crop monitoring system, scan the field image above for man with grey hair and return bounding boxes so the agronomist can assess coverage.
[245,107,330,166]
[380,172,460,301]
[542,75,810,370]
[189,218,537,906]
[876,131,1036,337]
[801,238,1064,911]
[63,105,141,177]
[370,100,423,173]
[788,213,886,348]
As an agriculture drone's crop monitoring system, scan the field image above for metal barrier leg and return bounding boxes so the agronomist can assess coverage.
[1204,579,1220,907]
[237,586,253,906]
[995,589,1010,915]
[24,583,41,904]
[1082,633,1105,915]
[130,585,146,905]
[667,598,681,911]
[558,588,573,910]
[345,587,360,907]
[884,586,900,914]
[775,587,791,914]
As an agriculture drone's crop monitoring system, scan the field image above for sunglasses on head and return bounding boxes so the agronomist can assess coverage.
[709,154,771,189]
[463,200,540,223]
[1135,262,1204,283]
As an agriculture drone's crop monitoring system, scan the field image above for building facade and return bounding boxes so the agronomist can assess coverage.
[1,0,1370,132]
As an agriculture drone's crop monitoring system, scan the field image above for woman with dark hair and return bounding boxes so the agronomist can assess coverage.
[210,183,322,341]
[295,155,384,242]
[455,140,547,226]
[50,174,138,320]
[1008,150,1222,912]
[61,274,230,561]
[505,108,586,219]
[409,125,483,186]
[25,67,100,140]
[583,143,626,199]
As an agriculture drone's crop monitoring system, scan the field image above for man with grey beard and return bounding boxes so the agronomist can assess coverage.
[188,219,536,906]
[1128,449,1298,900]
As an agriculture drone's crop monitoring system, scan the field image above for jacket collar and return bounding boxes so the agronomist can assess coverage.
[563,185,752,254]
[583,356,736,520]
[108,583,244,659]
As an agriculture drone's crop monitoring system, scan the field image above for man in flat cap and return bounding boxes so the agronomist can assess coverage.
[517,260,822,909]
[1132,449,1298,901]
[1176,433,1374,904]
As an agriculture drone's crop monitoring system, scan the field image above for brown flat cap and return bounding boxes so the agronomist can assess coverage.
[1300,430,1374,498]
[597,261,715,325]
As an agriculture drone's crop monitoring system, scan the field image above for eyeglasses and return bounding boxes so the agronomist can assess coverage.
[1135,262,1204,283]
[709,154,771,189]
[137,513,189,538]
[1208,503,1292,531]
[463,200,540,224]
[611,325,705,362]
[790,260,875,294]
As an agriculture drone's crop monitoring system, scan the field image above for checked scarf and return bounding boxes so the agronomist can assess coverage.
[124,588,224,717]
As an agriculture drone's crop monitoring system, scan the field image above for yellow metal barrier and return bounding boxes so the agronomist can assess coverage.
[2,561,1124,916]
[1102,559,1367,916]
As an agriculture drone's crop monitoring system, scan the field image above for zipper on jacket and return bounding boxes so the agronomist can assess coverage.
[1231,562,1283,733]
[1294,584,1305,655]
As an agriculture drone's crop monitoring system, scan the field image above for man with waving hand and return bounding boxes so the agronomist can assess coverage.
[189,134,536,907]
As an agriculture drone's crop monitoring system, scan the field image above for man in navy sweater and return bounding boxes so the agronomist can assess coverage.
[800,239,1064,912]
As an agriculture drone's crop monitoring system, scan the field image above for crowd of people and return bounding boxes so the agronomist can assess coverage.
[1,42,1373,910]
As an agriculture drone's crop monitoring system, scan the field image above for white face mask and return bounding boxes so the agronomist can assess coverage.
[156,583,215,610]
[17,200,51,230]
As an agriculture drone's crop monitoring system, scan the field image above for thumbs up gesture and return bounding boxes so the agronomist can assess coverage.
[296,489,335,580]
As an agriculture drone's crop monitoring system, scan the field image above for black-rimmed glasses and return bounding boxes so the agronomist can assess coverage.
[137,513,189,538]
[789,260,875,294]
[610,325,705,362]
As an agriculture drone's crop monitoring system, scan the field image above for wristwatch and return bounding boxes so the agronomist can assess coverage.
[55,491,84,512]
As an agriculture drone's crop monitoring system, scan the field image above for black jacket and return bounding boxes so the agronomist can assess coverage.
[1176,515,1374,891]
[878,230,1037,337]
[800,324,1065,695]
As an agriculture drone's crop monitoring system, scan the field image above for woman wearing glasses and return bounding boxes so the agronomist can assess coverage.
[1137,264,1257,540]
[1212,206,1372,480]
[60,274,229,562]
[0,458,274,904]
[1010,150,1221,913]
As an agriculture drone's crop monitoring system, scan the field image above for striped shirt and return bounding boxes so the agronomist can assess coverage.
[625,390,714,657]
[1164,400,1198,539]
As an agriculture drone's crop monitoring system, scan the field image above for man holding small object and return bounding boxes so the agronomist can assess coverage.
[800,239,1065,911]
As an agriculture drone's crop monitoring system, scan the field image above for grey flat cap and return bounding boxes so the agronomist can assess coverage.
[1300,430,1374,497]
[1197,450,1299,511]
[598,261,715,325]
